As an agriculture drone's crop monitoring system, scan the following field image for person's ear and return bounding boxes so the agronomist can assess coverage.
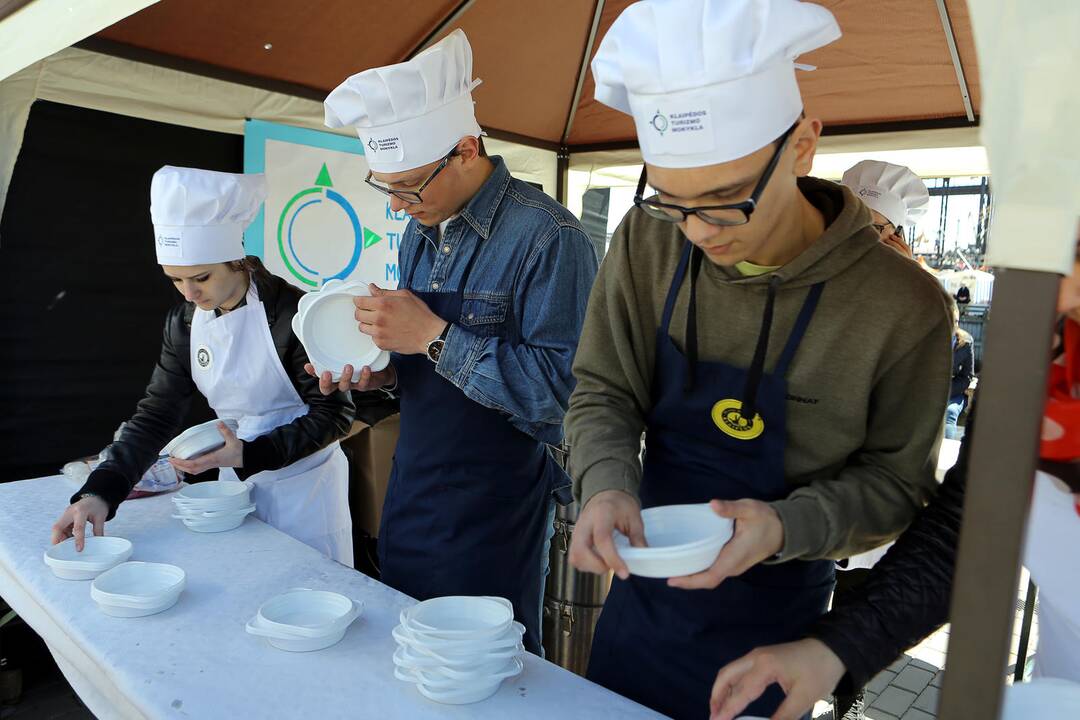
[791,117,822,177]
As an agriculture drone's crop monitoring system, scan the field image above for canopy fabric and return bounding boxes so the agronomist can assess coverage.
[85,0,980,151]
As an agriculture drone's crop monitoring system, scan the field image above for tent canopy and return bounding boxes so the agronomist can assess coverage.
[80,0,980,151]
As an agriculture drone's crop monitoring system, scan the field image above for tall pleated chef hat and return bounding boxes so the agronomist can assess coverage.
[592,0,841,168]
[842,160,931,226]
[324,29,483,174]
[151,166,266,266]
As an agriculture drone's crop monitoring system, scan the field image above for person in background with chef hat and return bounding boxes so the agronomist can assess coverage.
[51,167,356,566]
[841,160,930,259]
[709,229,1080,720]
[563,1,953,717]
[319,30,598,654]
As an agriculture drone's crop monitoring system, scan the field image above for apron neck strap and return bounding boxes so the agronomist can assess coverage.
[660,242,694,334]
[772,282,825,376]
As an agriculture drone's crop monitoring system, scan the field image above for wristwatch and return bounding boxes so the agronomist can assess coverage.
[426,322,452,364]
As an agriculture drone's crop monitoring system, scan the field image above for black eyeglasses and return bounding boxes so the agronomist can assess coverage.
[364,148,458,204]
[633,123,797,226]
[873,222,905,239]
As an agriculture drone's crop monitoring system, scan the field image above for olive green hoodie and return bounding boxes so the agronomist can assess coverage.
[566,177,952,561]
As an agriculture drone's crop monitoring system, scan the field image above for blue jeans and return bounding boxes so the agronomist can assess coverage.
[945,400,965,440]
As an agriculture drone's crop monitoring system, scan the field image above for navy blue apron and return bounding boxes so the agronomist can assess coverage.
[587,243,835,719]
[378,234,557,654]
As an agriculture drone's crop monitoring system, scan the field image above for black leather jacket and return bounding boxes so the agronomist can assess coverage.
[810,411,972,693]
[74,271,355,518]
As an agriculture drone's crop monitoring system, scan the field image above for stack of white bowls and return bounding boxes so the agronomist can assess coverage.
[392,596,525,705]
[613,503,734,578]
[170,480,255,533]
[246,588,363,652]
[294,279,390,381]
[44,536,133,580]
[90,561,186,617]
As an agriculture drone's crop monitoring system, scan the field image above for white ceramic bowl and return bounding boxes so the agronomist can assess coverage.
[174,480,250,507]
[245,611,358,652]
[407,658,523,706]
[256,589,362,638]
[613,503,734,578]
[163,419,240,460]
[394,642,523,678]
[393,620,525,660]
[395,655,523,692]
[299,285,390,380]
[402,596,514,641]
[44,536,133,580]
[91,562,185,617]
[172,505,255,533]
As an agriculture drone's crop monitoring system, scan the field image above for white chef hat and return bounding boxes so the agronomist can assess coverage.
[150,166,266,266]
[841,160,930,226]
[592,0,840,169]
[324,29,483,175]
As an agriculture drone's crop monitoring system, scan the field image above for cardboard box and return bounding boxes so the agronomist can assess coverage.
[342,413,400,539]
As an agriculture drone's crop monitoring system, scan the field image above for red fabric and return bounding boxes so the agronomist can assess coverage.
[1042,319,1080,462]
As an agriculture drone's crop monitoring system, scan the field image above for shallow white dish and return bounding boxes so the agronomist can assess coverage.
[173,480,250,509]
[256,589,362,638]
[44,536,133,580]
[298,284,390,381]
[91,562,185,617]
[163,418,240,460]
[245,610,358,652]
[173,505,255,533]
[394,642,523,678]
[394,629,524,668]
[412,660,522,706]
[395,655,523,692]
[393,620,525,660]
[613,503,734,578]
[402,596,515,641]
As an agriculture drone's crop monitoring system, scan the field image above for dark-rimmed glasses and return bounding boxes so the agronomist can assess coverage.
[364,148,458,204]
[633,123,797,226]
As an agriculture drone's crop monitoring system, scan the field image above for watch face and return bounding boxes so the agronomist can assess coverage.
[427,339,444,363]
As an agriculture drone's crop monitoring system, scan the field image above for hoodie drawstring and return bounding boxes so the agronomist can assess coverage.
[683,263,781,428]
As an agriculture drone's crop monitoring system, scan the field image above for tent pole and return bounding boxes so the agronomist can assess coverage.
[557,147,570,207]
[561,0,605,146]
[935,0,976,122]
[403,0,478,61]
[937,268,1058,720]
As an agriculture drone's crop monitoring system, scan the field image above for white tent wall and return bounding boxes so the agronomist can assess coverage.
[565,126,991,220]
[0,47,557,231]
[0,0,158,81]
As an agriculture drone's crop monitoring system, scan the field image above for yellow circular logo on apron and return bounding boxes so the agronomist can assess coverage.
[711,399,764,440]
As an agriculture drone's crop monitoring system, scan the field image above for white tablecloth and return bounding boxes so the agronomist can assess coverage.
[0,475,662,720]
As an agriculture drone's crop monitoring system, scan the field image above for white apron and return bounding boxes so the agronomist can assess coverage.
[190,281,353,567]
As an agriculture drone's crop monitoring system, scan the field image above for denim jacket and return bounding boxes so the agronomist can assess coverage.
[395,157,598,445]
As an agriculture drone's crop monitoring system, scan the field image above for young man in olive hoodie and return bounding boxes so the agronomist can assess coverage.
[564,1,953,718]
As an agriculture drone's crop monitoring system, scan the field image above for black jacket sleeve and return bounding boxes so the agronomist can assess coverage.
[950,342,974,401]
[75,305,196,519]
[809,410,972,693]
[74,273,355,517]
[236,276,355,477]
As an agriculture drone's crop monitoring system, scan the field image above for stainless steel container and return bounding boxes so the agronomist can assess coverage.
[541,598,605,677]
[546,515,612,605]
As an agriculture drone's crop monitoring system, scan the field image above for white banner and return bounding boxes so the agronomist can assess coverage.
[244,119,410,290]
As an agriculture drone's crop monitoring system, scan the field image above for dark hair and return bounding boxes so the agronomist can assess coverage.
[229,255,274,284]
